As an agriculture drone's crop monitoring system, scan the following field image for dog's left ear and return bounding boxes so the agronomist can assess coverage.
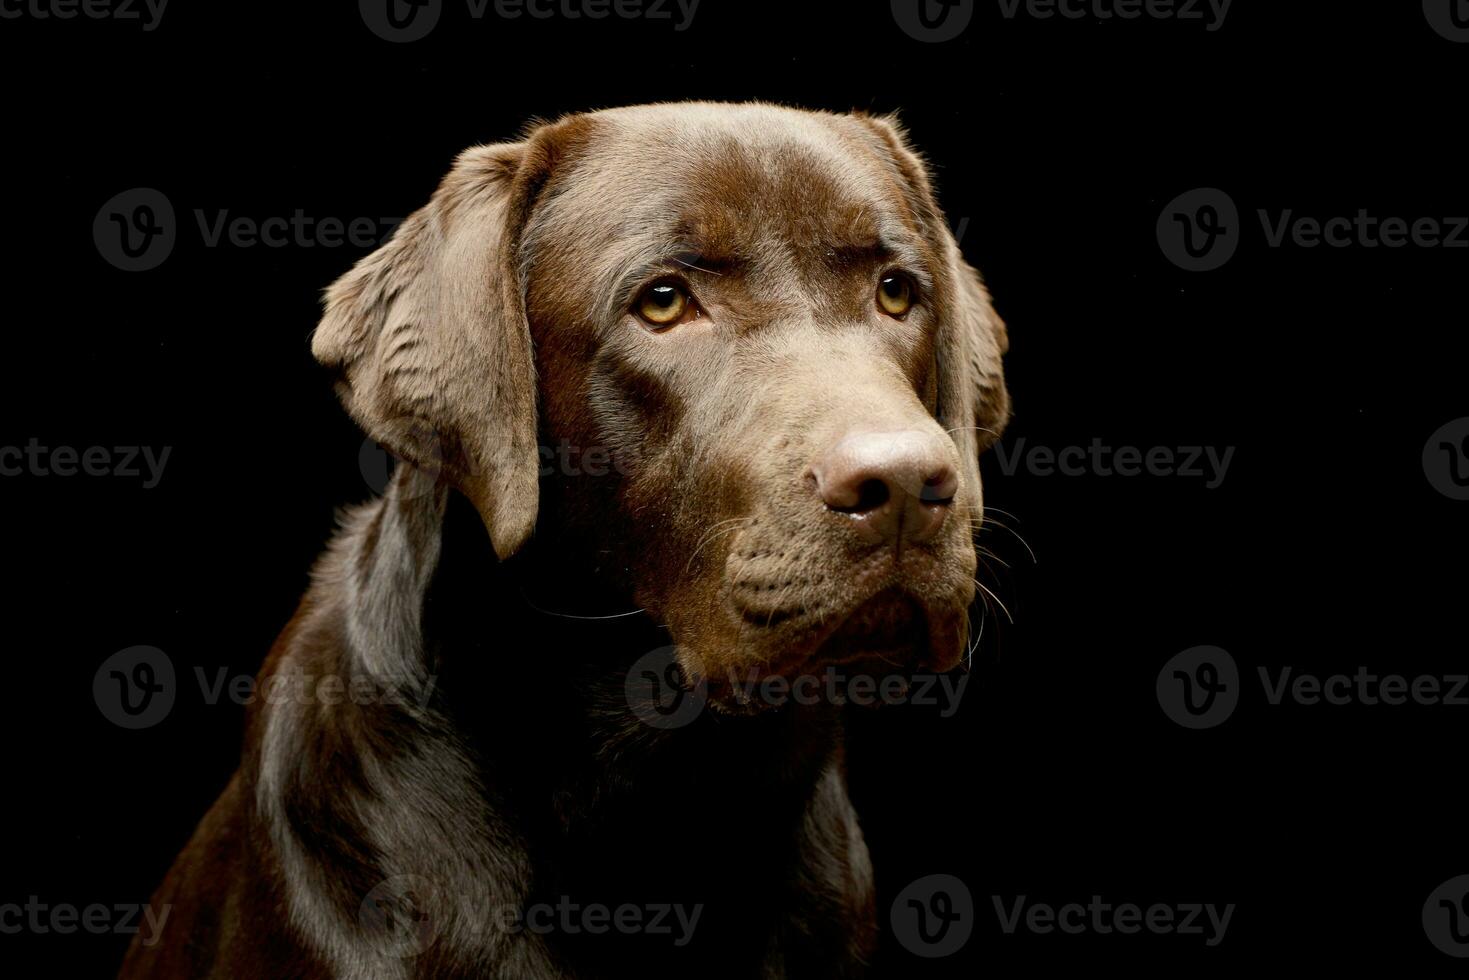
[312,123,578,558]
[852,113,1012,495]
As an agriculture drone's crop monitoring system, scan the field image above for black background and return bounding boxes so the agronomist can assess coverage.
[2,0,1466,974]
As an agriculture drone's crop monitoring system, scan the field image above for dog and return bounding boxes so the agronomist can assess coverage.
[120,102,1010,979]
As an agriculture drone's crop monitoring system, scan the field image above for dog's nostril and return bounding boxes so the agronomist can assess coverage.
[920,470,957,504]
[851,478,890,513]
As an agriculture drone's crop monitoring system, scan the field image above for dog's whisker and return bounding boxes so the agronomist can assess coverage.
[972,576,1013,624]
[673,255,725,276]
[517,590,646,621]
[873,650,907,670]
[944,425,1002,440]
[976,512,1036,566]
[976,545,1010,569]
[685,517,754,574]
[966,602,986,669]
[971,516,1011,536]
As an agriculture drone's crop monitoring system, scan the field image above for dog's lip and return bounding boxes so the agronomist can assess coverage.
[821,589,925,649]
[691,585,968,714]
[759,586,962,676]
[720,545,975,675]
[729,552,954,627]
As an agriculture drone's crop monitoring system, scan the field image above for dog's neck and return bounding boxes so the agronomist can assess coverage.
[337,463,844,852]
[257,465,862,976]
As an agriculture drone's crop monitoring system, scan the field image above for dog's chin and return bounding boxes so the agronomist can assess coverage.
[694,588,968,716]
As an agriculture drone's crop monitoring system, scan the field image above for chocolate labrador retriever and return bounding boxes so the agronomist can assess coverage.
[120,102,1009,979]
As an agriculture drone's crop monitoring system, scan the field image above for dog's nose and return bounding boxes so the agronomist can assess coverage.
[811,429,958,546]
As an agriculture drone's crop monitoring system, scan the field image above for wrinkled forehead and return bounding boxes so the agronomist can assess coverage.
[524,106,933,313]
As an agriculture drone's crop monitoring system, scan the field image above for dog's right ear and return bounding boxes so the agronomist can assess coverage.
[312,130,570,559]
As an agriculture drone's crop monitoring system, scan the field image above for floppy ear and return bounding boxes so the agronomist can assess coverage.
[312,139,551,558]
[949,255,1012,457]
[936,252,1012,501]
[852,112,1012,495]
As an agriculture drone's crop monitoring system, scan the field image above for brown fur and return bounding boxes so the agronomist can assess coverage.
[121,102,1008,979]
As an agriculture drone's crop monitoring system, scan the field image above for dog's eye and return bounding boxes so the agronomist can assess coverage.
[635,282,695,328]
[877,274,915,318]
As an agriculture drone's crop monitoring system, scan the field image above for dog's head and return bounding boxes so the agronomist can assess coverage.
[314,103,1009,693]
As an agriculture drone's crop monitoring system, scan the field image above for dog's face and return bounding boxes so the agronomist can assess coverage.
[314,103,1009,692]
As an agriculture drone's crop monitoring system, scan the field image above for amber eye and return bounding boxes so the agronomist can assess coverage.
[877,274,915,318]
[635,282,693,327]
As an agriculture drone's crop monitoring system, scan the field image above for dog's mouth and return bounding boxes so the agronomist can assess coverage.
[809,588,929,669]
[693,587,969,717]
[696,587,966,714]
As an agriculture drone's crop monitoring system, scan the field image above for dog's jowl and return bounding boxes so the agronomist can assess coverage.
[120,102,1010,979]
